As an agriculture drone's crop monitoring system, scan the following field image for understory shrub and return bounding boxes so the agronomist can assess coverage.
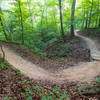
[0,58,11,70]
[20,85,69,100]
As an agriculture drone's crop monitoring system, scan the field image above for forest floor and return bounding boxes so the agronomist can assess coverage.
[0,60,99,100]
[2,36,90,72]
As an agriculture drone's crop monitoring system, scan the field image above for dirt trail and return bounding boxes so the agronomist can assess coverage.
[0,31,100,83]
[75,30,100,60]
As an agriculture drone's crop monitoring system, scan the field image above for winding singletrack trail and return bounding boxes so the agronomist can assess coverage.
[0,31,100,83]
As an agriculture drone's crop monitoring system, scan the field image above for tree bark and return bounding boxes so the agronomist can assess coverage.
[59,0,65,39]
[18,0,24,44]
[70,0,76,37]
[0,42,5,62]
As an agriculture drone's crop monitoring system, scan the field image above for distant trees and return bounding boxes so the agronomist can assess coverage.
[78,0,100,29]
[0,0,100,49]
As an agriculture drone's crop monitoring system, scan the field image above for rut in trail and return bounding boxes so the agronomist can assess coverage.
[0,31,100,83]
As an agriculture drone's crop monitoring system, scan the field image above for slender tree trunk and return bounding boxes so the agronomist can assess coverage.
[53,13,56,24]
[95,16,98,27]
[0,7,8,40]
[41,9,44,27]
[70,0,76,37]
[46,7,48,26]
[98,17,100,27]
[85,13,89,29]
[82,1,85,28]
[5,24,13,41]
[18,0,24,44]
[59,0,65,39]
[98,0,100,27]
[45,0,48,26]
[40,9,44,37]
[0,42,5,62]
[27,0,34,32]
[88,0,93,28]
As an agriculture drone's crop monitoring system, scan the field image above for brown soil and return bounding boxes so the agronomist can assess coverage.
[1,36,90,72]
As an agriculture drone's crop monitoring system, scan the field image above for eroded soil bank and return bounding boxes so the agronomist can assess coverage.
[1,36,90,72]
[0,43,99,83]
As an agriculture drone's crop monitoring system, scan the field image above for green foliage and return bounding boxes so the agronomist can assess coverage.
[78,77,100,95]
[21,85,69,100]
[0,0,100,57]
[33,85,69,100]
[21,88,33,100]
[18,80,31,84]
[82,28,100,36]
[12,67,24,77]
[0,58,10,70]
[4,96,8,100]
[46,42,70,58]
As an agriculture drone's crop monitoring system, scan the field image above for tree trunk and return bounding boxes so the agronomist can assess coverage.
[40,9,44,37]
[0,7,8,40]
[70,0,76,37]
[59,0,65,39]
[0,42,5,62]
[18,0,24,44]
[85,13,89,29]
[88,0,93,28]
[5,24,13,41]
[98,17,100,27]
[27,0,34,32]
[53,13,56,24]
[46,7,48,26]
[95,16,98,27]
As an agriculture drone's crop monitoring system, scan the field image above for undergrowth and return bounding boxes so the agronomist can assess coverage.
[20,84,69,100]
[0,58,11,70]
[82,28,100,36]
[78,77,100,97]
[0,57,70,100]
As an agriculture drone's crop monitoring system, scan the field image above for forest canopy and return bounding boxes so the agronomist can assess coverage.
[0,0,100,56]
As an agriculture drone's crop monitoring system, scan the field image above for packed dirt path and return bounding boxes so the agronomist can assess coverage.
[0,31,100,83]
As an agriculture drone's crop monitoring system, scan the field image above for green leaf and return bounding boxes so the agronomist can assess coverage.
[61,93,69,99]
[4,96,8,100]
